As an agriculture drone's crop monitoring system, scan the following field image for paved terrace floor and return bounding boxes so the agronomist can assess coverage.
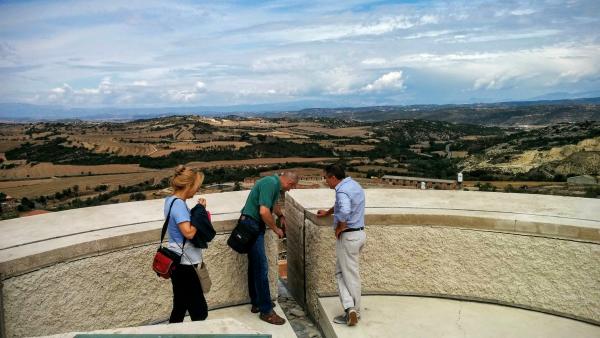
[42,301,296,337]
[319,296,600,338]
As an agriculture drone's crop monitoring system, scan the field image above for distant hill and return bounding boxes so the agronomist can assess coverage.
[1,97,599,126]
[460,122,600,177]
[265,97,600,126]
[0,100,335,121]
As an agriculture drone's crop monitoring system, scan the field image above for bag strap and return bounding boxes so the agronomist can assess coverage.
[160,197,179,244]
[161,197,189,262]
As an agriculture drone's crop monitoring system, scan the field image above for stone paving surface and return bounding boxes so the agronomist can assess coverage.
[278,279,324,338]
[318,295,600,338]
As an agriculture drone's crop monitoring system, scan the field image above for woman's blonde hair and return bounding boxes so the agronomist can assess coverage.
[170,165,204,191]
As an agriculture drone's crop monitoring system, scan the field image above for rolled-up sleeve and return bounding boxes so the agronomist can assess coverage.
[336,192,351,222]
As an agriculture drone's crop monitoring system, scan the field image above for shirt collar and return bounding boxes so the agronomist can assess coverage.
[334,177,351,192]
[273,174,281,191]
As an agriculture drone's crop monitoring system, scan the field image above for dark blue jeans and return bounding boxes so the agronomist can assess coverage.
[247,230,272,315]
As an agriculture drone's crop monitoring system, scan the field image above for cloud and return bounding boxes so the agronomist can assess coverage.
[362,71,405,92]
[320,66,363,95]
[2,0,600,107]
[164,81,207,103]
[510,8,537,16]
[438,29,561,44]
[404,30,453,40]
[361,58,388,66]
[50,83,72,95]
[133,80,148,86]
[45,77,152,105]
[255,15,427,43]
[195,81,206,91]
[252,54,312,72]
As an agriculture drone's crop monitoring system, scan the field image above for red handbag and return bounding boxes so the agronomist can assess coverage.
[153,246,181,278]
[152,198,185,279]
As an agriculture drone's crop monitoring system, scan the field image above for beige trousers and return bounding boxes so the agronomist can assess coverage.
[335,230,367,312]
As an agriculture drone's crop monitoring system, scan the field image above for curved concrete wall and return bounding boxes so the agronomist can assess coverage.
[285,189,600,326]
[0,192,279,338]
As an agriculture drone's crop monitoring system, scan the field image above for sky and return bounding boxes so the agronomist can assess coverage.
[0,0,599,110]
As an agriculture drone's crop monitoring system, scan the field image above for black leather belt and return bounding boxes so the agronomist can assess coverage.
[343,227,364,233]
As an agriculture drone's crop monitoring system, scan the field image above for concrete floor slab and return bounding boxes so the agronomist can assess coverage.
[39,302,296,338]
[206,301,296,338]
[42,318,258,337]
[318,296,600,338]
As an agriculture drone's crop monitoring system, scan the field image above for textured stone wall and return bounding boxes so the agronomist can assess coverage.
[285,192,306,307]
[2,231,279,338]
[300,221,600,325]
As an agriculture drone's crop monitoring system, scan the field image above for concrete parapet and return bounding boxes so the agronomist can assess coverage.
[284,189,600,328]
[0,191,279,338]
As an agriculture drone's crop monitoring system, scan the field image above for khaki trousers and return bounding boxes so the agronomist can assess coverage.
[335,230,367,312]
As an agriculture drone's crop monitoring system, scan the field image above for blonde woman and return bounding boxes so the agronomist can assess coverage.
[165,165,208,322]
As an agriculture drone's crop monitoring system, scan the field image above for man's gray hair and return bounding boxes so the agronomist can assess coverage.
[281,171,299,182]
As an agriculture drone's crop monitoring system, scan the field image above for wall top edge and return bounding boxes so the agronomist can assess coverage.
[0,191,250,251]
[288,189,600,243]
[288,189,600,224]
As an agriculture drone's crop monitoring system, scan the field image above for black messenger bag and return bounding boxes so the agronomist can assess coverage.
[227,215,261,254]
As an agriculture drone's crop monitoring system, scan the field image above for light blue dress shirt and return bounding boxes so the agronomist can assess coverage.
[333,177,365,229]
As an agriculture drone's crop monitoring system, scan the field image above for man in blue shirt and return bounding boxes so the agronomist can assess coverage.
[317,164,366,327]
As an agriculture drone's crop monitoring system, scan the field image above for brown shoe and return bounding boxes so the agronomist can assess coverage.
[347,308,358,326]
[259,311,286,325]
[251,302,276,313]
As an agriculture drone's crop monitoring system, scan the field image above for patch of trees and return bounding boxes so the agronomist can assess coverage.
[475,182,497,192]
[17,197,36,212]
[139,140,333,169]
[406,158,459,180]
[129,192,146,201]
[6,138,143,165]
[464,169,564,182]
[5,138,336,169]
[54,186,79,200]
[497,122,600,151]
[192,122,217,134]
[451,137,503,154]
[202,166,262,185]
[584,186,600,198]
[55,179,170,211]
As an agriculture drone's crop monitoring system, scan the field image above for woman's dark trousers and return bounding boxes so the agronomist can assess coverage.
[169,264,208,322]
